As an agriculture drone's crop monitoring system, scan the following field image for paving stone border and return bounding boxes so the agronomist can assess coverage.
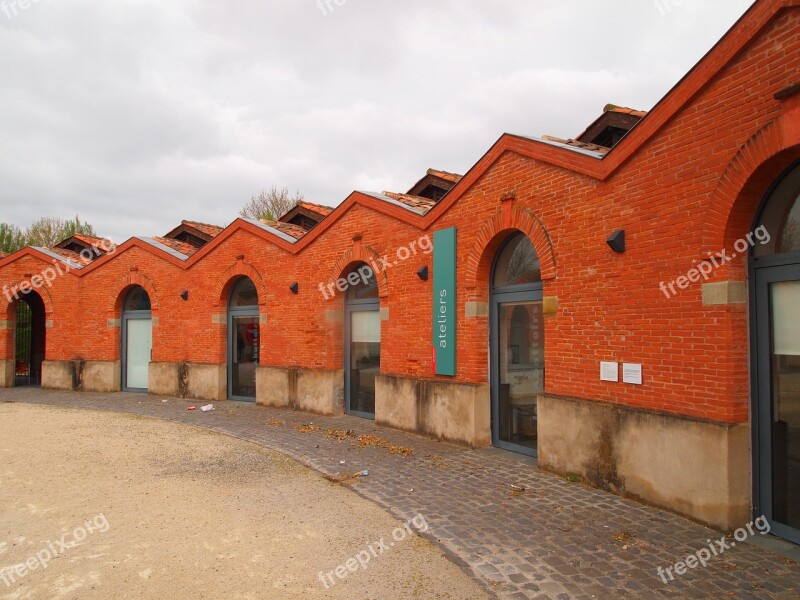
[2,388,799,599]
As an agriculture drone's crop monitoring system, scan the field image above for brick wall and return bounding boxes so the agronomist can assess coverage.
[1,0,798,425]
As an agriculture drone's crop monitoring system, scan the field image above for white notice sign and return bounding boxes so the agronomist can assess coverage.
[623,363,643,385]
[600,361,619,382]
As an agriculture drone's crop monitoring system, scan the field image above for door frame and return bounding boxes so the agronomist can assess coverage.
[227,307,259,401]
[121,309,152,393]
[344,298,380,419]
[490,286,543,457]
[750,252,800,544]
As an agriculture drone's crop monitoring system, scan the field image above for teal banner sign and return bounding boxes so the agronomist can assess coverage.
[433,227,457,376]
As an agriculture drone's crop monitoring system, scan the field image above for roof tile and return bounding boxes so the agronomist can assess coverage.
[382,192,437,214]
[151,236,200,257]
[258,220,308,240]
[540,135,611,156]
[426,168,463,184]
[603,104,648,118]
[181,220,225,238]
[48,247,94,266]
[296,201,334,218]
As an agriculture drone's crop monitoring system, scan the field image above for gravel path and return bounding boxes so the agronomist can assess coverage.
[2,388,800,599]
[0,403,488,599]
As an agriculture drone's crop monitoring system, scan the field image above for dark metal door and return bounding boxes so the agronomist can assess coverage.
[754,263,800,544]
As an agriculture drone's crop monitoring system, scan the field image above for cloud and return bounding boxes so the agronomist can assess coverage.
[0,0,753,242]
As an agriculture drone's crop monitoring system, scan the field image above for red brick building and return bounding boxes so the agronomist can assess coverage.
[2,0,799,542]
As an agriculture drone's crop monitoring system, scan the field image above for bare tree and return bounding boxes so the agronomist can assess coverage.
[24,215,96,248]
[239,187,303,221]
[780,218,800,253]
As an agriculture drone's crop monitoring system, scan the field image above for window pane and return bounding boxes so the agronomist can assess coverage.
[351,310,381,343]
[230,278,258,307]
[124,286,151,312]
[769,281,800,530]
[781,197,800,254]
[349,310,380,415]
[126,318,152,389]
[231,315,259,398]
[773,281,800,356]
[756,164,800,257]
[493,234,541,288]
[346,264,379,300]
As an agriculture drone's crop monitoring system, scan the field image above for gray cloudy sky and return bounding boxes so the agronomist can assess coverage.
[0,0,754,243]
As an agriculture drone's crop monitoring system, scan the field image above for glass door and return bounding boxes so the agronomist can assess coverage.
[491,294,544,456]
[755,264,800,544]
[124,317,152,391]
[229,314,259,400]
[346,308,380,418]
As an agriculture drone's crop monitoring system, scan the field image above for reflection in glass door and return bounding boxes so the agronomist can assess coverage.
[346,309,380,418]
[227,277,260,401]
[493,298,544,455]
[756,268,800,544]
[231,315,259,400]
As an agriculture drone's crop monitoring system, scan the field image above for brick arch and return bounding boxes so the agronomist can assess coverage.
[463,205,557,292]
[111,271,160,313]
[1,284,54,321]
[1,286,52,367]
[212,261,268,309]
[701,119,800,255]
[327,245,390,300]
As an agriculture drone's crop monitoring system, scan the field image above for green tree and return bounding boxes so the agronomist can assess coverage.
[0,223,25,254]
[239,187,303,221]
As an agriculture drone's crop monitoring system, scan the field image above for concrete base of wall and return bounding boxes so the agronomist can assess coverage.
[82,361,121,392]
[41,360,121,392]
[186,363,227,401]
[376,375,491,447]
[42,360,74,390]
[145,362,225,400]
[0,360,13,388]
[537,394,750,531]
[256,367,344,415]
[149,362,181,396]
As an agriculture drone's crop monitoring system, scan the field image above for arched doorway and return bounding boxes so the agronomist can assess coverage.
[490,233,544,456]
[121,286,152,392]
[14,291,45,387]
[752,160,800,544]
[228,277,259,401]
[345,264,380,419]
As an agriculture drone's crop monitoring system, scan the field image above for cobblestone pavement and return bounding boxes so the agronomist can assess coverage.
[2,387,799,599]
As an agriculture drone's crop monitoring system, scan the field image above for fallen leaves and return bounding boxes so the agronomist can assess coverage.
[325,429,357,441]
[612,531,636,546]
[357,434,414,457]
[357,434,386,448]
[281,423,413,457]
[323,471,365,486]
[387,445,414,458]
[425,454,452,468]
[296,424,321,433]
